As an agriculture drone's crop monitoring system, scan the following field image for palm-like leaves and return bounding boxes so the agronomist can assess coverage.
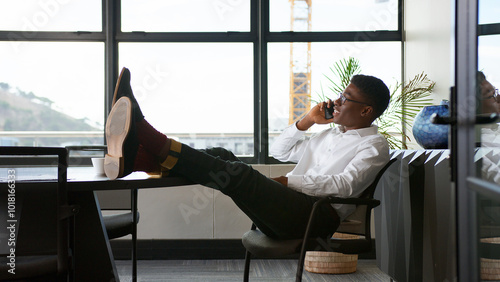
[314,57,361,104]
[378,72,434,149]
[316,57,435,149]
[325,58,361,94]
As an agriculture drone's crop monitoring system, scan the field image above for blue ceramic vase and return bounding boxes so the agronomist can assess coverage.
[412,103,450,149]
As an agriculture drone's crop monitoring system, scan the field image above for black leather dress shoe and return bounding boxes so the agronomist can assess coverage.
[112,67,144,121]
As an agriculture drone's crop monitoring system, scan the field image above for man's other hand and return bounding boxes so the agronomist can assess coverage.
[271,176,288,187]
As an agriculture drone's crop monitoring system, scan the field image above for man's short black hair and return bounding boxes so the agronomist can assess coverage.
[478,71,486,83]
[350,74,390,119]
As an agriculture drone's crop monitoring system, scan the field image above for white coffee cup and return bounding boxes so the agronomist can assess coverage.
[91,157,105,175]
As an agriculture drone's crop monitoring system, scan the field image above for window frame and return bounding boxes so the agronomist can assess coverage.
[0,0,403,164]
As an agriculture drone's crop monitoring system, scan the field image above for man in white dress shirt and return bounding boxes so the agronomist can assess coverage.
[477,71,500,184]
[105,68,390,240]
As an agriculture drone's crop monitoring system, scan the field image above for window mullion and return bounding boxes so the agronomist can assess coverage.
[104,0,119,123]
[254,0,270,164]
[266,30,402,43]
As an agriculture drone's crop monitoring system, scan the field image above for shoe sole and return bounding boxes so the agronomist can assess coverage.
[105,97,132,180]
[112,67,128,106]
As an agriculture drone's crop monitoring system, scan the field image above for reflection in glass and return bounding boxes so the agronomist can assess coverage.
[478,71,500,184]
[478,194,500,280]
[119,43,254,155]
[477,1,500,279]
[478,35,500,88]
[477,37,500,185]
[478,0,500,25]
[478,0,500,184]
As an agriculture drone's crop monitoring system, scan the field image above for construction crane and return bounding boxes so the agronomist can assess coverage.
[289,0,312,124]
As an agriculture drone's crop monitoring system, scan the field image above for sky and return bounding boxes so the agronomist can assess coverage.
[0,0,498,134]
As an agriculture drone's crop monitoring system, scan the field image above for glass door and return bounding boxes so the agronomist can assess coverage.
[454,0,500,280]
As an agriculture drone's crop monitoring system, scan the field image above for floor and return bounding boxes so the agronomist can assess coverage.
[116,259,391,281]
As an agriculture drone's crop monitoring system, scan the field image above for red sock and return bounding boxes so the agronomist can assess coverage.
[136,119,169,157]
[133,145,161,173]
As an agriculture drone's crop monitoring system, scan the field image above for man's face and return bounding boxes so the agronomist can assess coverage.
[481,79,500,114]
[332,83,373,130]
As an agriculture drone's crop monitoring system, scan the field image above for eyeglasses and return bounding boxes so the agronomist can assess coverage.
[337,92,372,106]
[482,88,500,102]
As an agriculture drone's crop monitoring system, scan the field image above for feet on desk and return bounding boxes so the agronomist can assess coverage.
[105,68,182,179]
[105,97,139,180]
[112,67,144,122]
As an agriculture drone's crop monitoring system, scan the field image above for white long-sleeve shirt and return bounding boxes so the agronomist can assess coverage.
[479,124,500,184]
[270,123,390,219]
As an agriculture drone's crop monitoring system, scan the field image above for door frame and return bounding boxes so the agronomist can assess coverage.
[455,0,480,280]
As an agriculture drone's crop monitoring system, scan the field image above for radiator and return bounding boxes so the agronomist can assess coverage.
[374,150,456,282]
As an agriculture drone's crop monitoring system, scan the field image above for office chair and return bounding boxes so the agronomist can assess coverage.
[0,146,78,281]
[242,158,396,282]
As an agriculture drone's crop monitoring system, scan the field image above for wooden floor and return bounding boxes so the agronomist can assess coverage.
[116,259,391,281]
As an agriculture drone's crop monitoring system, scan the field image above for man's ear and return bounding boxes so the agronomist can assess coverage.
[361,106,374,117]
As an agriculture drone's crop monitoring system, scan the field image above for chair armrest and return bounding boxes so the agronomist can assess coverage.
[304,196,380,235]
[246,196,379,232]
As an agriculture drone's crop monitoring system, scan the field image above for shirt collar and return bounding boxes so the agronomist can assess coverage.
[337,124,379,137]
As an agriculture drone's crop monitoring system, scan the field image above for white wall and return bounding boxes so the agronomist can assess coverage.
[131,164,296,239]
[405,0,455,101]
[404,0,455,148]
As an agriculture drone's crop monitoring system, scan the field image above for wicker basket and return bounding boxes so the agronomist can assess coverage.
[304,233,359,274]
[480,237,500,280]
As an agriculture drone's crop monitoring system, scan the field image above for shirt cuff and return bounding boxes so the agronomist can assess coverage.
[290,122,307,136]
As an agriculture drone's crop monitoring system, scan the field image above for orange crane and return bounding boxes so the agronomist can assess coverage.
[289,0,312,124]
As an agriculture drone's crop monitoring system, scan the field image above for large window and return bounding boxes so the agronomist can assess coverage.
[270,0,399,32]
[0,0,402,163]
[119,43,254,155]
[121,0,251,32]
[0,0,102,32]
[268,42,401,135]
[0,41,104,147]
[478,0,500,88]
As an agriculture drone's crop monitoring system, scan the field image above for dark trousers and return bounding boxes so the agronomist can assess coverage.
[170,145,340,240]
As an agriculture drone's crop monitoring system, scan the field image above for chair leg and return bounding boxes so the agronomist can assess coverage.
[132,226,137,282]
[295,249,305,282]
[132,188,138,282]
[243,250,252,282]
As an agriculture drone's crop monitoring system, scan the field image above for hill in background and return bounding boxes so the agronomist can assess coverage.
[0,82,103,146]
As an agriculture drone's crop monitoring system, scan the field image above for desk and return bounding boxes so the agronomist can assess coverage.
[68,167,193,191]
[70,168,193,281]
[2,167,193,281]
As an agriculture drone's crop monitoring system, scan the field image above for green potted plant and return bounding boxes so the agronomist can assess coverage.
[316,57,435,149]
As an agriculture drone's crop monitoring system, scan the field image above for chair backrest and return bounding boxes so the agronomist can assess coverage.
[0,146,71,279]
[335,158,396,236]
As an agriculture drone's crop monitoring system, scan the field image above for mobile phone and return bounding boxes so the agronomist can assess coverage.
[324,103,334,119]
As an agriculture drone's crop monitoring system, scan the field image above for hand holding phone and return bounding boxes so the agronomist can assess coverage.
[324,103,334,119]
